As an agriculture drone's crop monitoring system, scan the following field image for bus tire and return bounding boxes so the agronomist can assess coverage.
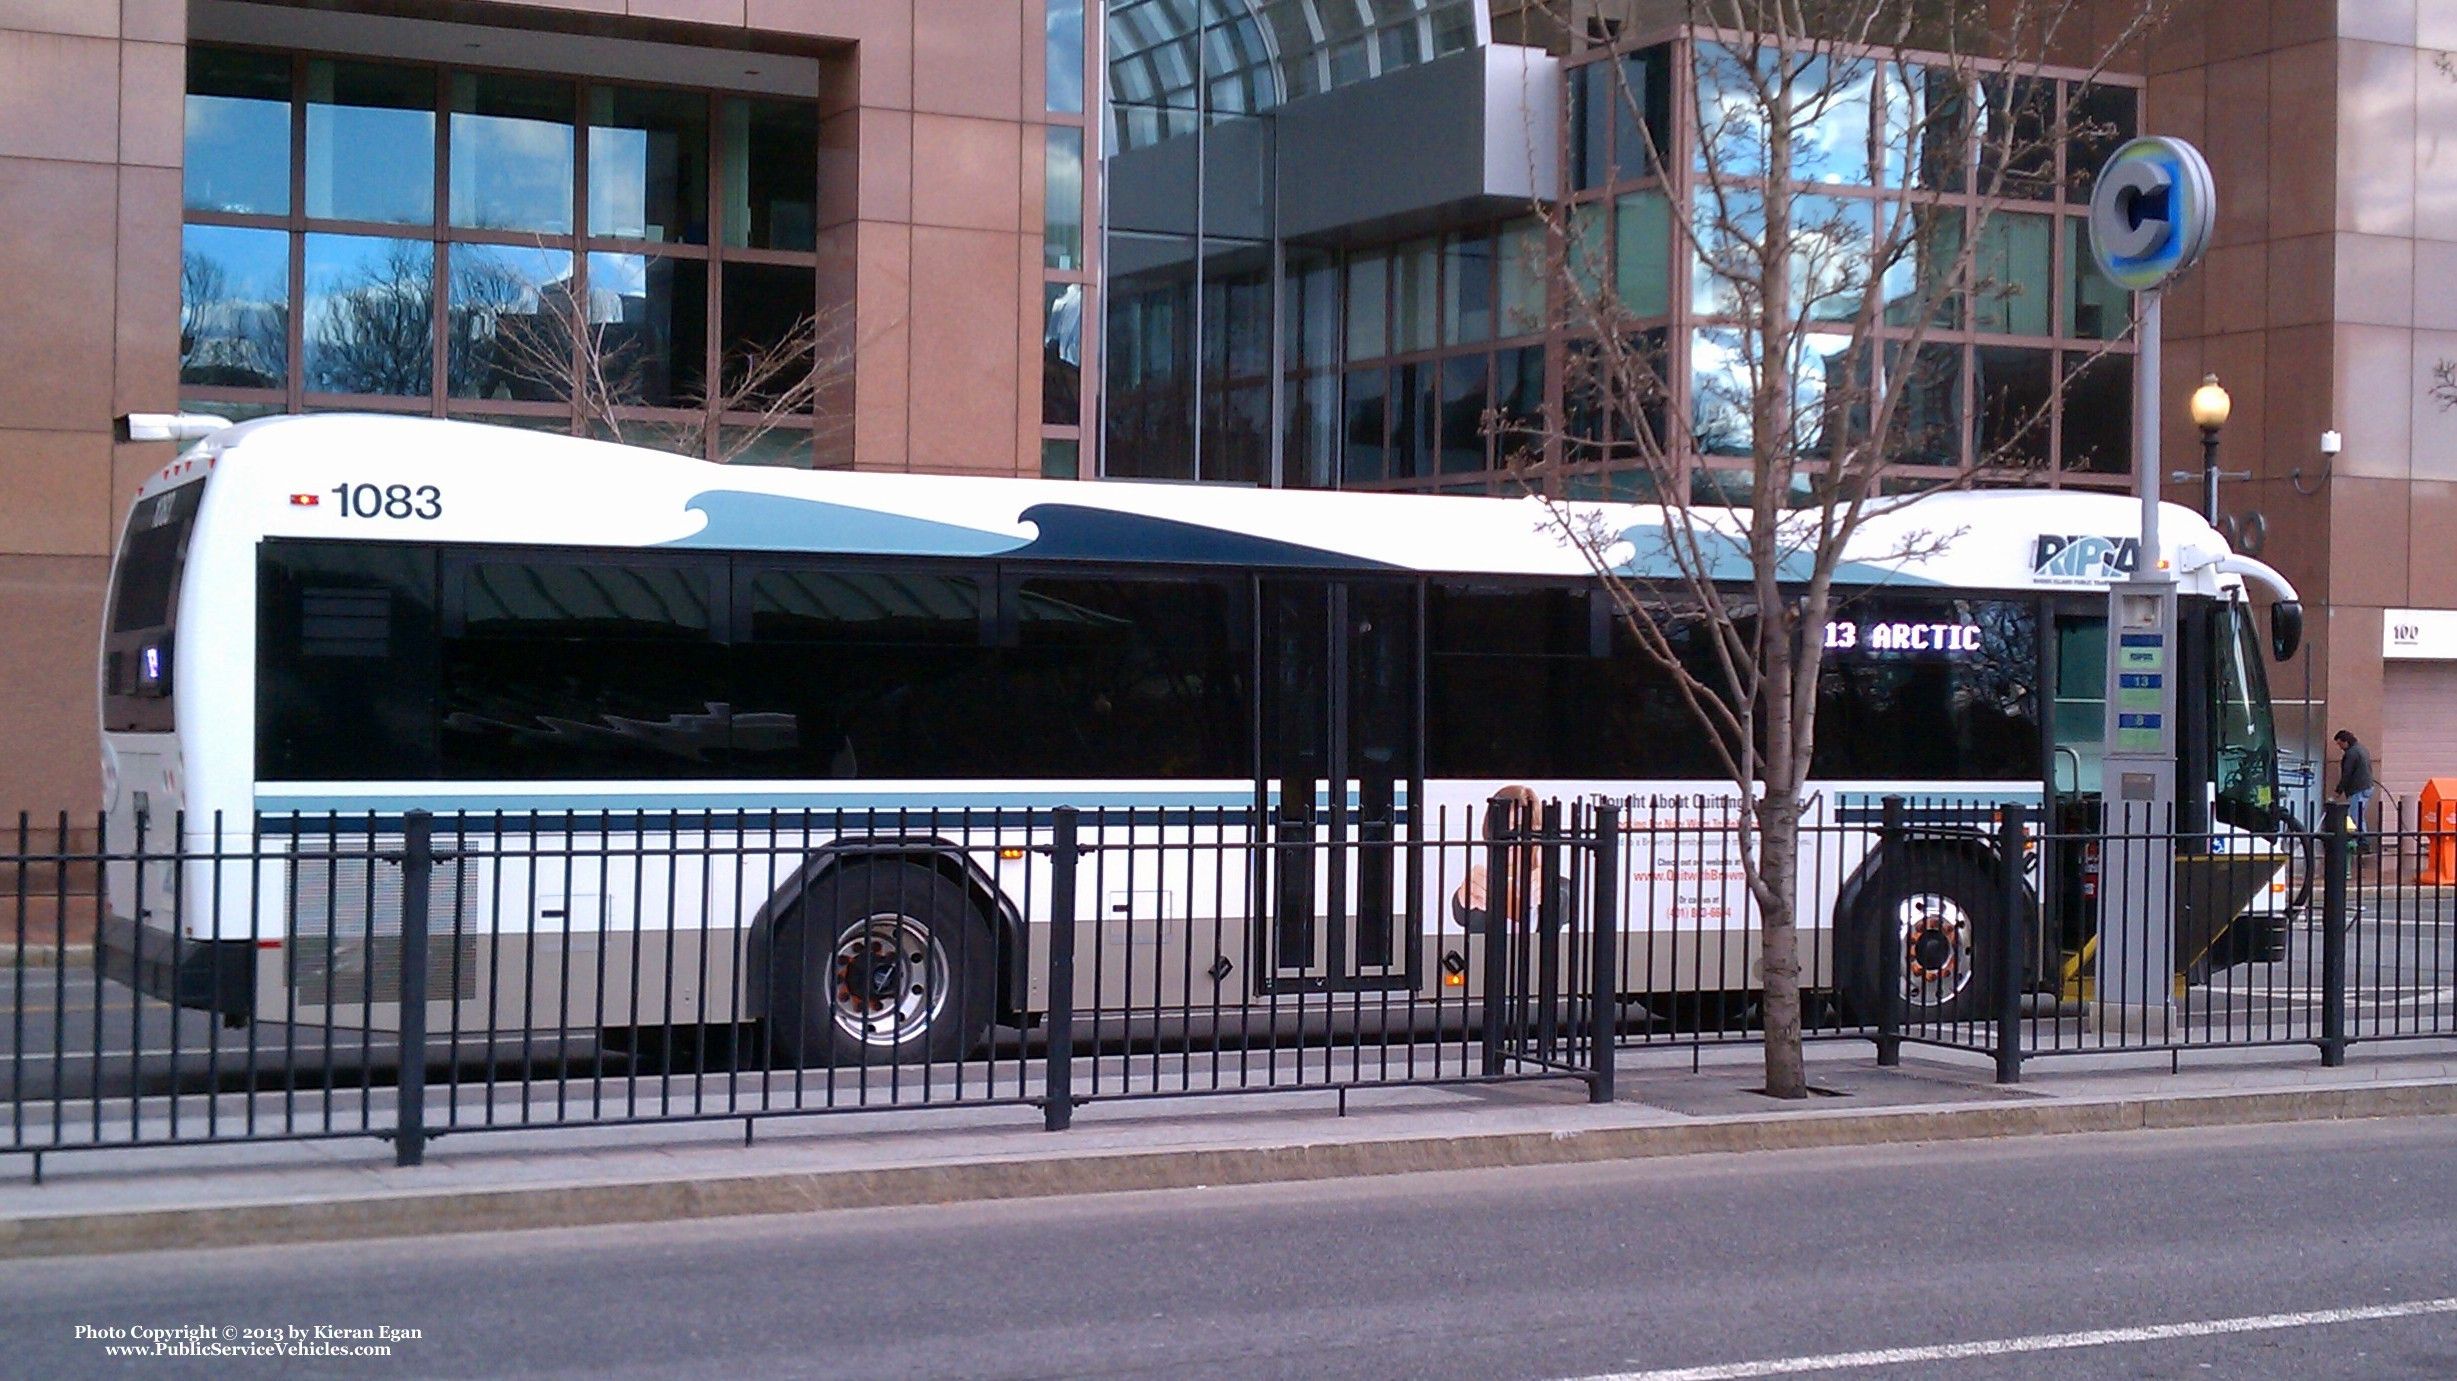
[1848,849,1999,1026]
[769,862,993,1067]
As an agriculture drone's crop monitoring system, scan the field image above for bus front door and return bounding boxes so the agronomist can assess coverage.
[1258,579,1420,993]
[2047,607,2109,985]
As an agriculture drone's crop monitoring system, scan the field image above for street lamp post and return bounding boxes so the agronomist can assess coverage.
[2190,373,2232,524]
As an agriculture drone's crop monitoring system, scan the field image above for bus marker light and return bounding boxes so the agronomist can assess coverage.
[290,493,320,506]
[997,847,1024,860]
[256,939,282,948]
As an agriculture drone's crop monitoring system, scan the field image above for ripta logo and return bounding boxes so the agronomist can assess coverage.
[2030,534,2139,582]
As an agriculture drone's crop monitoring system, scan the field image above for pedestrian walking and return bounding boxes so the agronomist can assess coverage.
[2330,728,2375,852]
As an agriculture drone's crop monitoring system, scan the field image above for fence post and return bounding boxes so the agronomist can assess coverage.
[1535,801,1564,1059]
[1480,795,1516,1077]
[394,809,432,1168]
[1995,803,2027,1085]
[1043,807,1080,1132]
[2320,801,2349,1068]
[1588,803,1620,1104]
[1875,796,1906,1066]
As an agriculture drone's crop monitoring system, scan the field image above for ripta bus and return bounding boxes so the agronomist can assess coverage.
[97,414,2304,1058]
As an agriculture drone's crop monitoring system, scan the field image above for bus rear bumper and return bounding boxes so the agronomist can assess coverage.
[97,914,256,1022]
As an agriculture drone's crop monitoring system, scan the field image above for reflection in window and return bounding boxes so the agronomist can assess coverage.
[1045,126,1084,269]
[1443,231,1493,346]
[1793,56,1877,186]
[180,225,290,391]
[1392,237,1438,355]
[303,234,433,397]
[2060,351,2133,474]
[1494,344,1545,465]
[1439,354,1488,472]
[1888,342,1965,466]
[1567,202,1609,308]
[1612,50,1673,181]
[1974,345,2052,466]
[1881,204,1962,328]
[589,86,709,244]
[186,48,291,216]
[722,99,818,251]
[1795,195,1873,323]
[307,61,434,225]
[588,253,707,408]
[2065,82,2137,200]
[1978,75,2057,202]
[1691,327,1752,458]
[1691,187,1764,317]
[1570,60,1610,191]
[734,569,988,779]
[1042,437,1081,479]
[1004,578,1248,779]
[1047,0,1085,113]
[1045,281,1083,425]
[1614,191,1671,318]
[1498,219,1546,336]
[1343,368,1388,482]
[1345,252,1388,362]
[1974,211,2052,336]
[443,560,722,780]
[2066,218,2129,340]
[449,73,574,234]
[447,243,573,400]
[720,261,817,407]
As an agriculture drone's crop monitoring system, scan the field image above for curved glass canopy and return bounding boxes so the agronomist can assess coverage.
[1107,0,1486,150]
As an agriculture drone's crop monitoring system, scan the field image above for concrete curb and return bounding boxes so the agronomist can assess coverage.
[4,1079,2454,1260]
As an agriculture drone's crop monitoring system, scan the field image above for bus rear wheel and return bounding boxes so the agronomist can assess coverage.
[770,862,993,1067]
[1849,850,2001,1027]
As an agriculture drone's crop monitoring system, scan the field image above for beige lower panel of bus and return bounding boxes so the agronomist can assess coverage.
[258,921,1840,1035]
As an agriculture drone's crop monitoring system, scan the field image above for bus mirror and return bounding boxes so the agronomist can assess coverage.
[2270,601,2303,662]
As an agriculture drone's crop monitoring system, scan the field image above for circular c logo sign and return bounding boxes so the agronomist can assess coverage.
[2087,137,2215,291]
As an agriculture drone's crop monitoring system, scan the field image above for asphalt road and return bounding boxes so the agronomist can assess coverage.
[6,1117,2457,1379]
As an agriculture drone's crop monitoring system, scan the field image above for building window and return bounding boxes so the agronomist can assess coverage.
[179,45,832,464]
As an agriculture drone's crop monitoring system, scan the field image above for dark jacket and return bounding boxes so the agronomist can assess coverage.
[2335,739,2375,796]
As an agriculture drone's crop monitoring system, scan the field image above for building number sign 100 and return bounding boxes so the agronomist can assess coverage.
[329,483,442,520]
[1823,619,1983,654]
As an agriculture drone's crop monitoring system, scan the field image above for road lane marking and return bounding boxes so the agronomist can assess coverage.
[1571,1296,2457,1381]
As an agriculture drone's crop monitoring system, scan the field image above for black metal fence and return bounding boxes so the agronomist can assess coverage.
[1,800,1619,1174]
[7,789,2452,1175]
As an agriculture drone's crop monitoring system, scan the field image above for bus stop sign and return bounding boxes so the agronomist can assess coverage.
[2088,137,2215,291]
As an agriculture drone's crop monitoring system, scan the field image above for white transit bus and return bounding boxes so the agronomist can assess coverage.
[98,414,2303,1057]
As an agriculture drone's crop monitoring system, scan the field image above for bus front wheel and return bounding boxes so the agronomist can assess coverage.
[770,862,993,1067]
[1848,850,2001,1027]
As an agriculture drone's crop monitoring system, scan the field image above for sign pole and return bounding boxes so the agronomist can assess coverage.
[2087,137,2214,1040]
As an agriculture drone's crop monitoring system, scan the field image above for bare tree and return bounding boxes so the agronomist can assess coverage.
[1512,0,2168,1097]
[466,253,859,466]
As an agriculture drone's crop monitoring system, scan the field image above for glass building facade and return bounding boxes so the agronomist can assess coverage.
[179,45,832,465]
[1095,14,2141,497]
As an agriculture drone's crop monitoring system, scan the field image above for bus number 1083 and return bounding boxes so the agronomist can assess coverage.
[329,483,442,520]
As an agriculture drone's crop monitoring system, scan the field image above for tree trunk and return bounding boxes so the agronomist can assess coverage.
[1759,789,1807,1098]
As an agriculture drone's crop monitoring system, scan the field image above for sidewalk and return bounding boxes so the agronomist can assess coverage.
[6,1039,2456,1260]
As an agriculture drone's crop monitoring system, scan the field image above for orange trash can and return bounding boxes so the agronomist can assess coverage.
[2421,780,2457,886]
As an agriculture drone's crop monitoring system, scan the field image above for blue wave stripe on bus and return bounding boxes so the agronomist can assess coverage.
[665,492,1028,555]
[1613,523,1944,587]
[660,491,1400,569]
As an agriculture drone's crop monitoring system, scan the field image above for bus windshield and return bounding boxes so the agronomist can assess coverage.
[2211,599,2281,827]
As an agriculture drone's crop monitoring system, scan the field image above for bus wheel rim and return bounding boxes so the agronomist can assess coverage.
[830,914,948,1047]
[1896,893,1974,1005]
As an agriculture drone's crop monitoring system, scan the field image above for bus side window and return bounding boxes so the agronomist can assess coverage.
[731,565,991,780]
[439,556,725,781]
[256,540,440,781]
